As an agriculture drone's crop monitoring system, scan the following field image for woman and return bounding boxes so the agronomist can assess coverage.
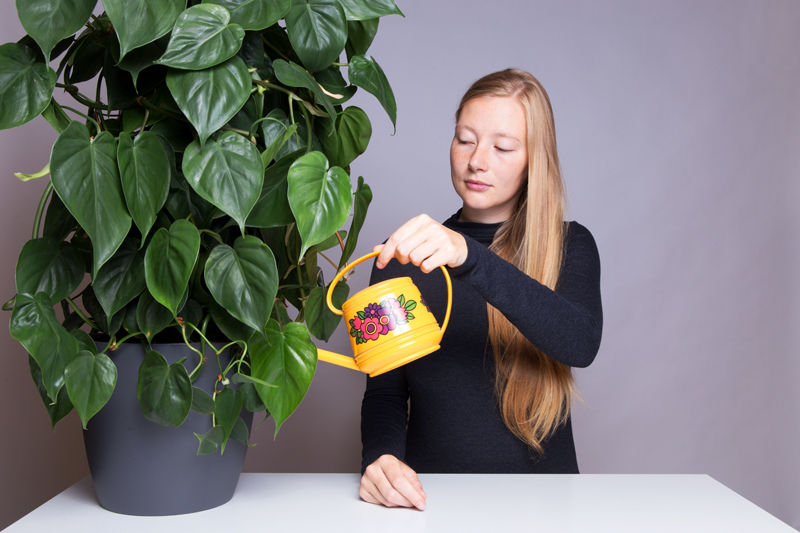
[359,69,602,510]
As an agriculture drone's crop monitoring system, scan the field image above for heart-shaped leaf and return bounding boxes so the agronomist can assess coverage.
[81,286,125,336]
[339,176,372,268]
[15,237,84,302]
[336,105,371,167]
[284,0,347,73]
[111,34,170,91]
[347,54,396,132]
[70,329,97,354]
[0,43,57,130]
[117,131,170,243]
[104,0,184,61]
[205,235,278,335]
[92,236,146,318]
[156,5,245,70]
[305,282,349,342]
[136,349,192,427]
[195,425,224,455]
[144,219,200,316]
[208,300,255,343]
[337,0,404,20]
[260,108,318,162]
[41,98,72,134]
[64,350,117,428]
[136,289,174,342]
[182,131,264,232]
[203,0,291,31]
[16,0,96,63]
[287,151,352,258]
[247,150,300,228]
[166,55,251,147]
[230,417,251,445]
[29,355,73,429]
[50,122,132,278]
[273,59,337,119]
[11,293,80,402]
[249,319,317,436]
[345,18,378,59]
[190,386,216,414]
[260,122,297,169]
[43,189,78,241]
[214,387,243,453]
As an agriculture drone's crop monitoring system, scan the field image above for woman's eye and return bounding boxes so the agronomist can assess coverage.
[496,146,511,153]
[458,139,471,145]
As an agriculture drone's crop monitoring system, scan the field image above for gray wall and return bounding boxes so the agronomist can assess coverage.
[1,0,798,529]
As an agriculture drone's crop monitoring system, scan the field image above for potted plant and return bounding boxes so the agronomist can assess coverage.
[1,0,401,515]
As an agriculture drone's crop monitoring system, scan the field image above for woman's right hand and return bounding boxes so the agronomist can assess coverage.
[359,454,427,510]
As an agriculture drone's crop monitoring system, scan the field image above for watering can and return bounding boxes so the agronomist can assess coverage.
[316,251,452,377]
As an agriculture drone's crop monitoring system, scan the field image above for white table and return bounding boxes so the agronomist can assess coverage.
[5,473,796,532]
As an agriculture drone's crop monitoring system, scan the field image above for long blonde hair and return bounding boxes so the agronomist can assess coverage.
[456,69,575,454]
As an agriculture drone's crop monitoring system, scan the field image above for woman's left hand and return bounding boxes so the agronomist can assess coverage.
[373,214,468,273]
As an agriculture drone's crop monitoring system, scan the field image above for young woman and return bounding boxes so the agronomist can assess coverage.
[359,69,603,510]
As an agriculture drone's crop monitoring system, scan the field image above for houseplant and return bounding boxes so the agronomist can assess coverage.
[1,0,401,514]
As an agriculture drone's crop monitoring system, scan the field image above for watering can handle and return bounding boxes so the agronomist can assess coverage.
[326,250,452,336]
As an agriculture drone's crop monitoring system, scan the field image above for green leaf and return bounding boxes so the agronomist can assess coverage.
[336,106,371,167]
[305,282,349,342]
[0,43,57,130]
[339,176,372,268]
[208,299,255,342]
[117,132,171,243]
[166,183,217,229]
[67,31,107,84]
[204,235,278,335]
[41,98,72,134]
[247,150,300,228]
[239,381,267,412]
[50,122,131,278]
[260,122,297,169]
[230,416,251,445]
[316,229,346,251]
[182,132,264,232]
[15,237,83,302]
[287,151,352,258]
[70,328,97,354]
[249,320,317,436]
[104,0,185,61]
[315,65,356,104]
[16,0,96,63]
[92,237,146,318]
[42,190,77,242]
[345,18,378,59]
[102,42,138,111]
[121,299,139,334]
[144,219,201,317]
[166,55,251,147]
[338,0,403,20]
[136,350,192,426]
[195,425,224,455]
[284,0,347,73]
[136,289,174,342]
[348,54,396,132]
[82,286,124,336]
[155,5,245,70]
[231,372,277,388]
[214,388,243,453]
[14,162,50,182]
[64,350,117,428]
[150,119,194,153]
[112,34,170,91]
[190,386,216,414]
[10,293,80,402]
[29,355,74,430]
[273,59,337,119]
[203,0,291,31]
[260,108,320,161]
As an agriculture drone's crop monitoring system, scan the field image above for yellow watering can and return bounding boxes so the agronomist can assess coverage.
[316,251,452,377]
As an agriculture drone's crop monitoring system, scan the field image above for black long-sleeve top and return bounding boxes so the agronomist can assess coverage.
[360,212,602,474]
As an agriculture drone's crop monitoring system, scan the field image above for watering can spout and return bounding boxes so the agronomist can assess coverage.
[317,251,452,377]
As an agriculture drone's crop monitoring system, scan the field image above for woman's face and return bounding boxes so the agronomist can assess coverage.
[450,96,528,224]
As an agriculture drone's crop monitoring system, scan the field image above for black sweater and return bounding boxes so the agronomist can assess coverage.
[360,213,603,474]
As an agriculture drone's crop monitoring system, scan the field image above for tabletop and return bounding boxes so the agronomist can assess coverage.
[5,473,796,532]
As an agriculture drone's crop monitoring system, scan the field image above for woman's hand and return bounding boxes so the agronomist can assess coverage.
[373,214,467,273]
[360,455,427,510]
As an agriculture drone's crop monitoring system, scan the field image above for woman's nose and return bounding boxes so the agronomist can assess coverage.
[468,144,488,172]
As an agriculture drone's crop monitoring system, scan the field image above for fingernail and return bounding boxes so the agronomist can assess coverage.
[417,501,426,510]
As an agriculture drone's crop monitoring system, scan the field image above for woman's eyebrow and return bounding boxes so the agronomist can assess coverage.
[456,125,521,142]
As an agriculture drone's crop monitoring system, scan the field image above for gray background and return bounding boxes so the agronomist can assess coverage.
[1,0,798,530]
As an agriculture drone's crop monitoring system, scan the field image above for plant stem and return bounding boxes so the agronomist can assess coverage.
[331,62,348,67]
[140,108,150,132]
[260,35,291,62]
[60,106,101,134]
[137,97,190,124]
[100,331,143,354]
[65,297,100,331]
[302,106,312,153]
[318,251,339,270]
[94,73,108,132]
[252,79,296,99]
[32,182,53,240]
[56,84,107,110]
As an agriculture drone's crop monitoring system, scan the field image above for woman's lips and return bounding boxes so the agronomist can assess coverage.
[465,180,490,191]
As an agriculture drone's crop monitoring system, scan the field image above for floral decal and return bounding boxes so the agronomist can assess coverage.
[350,294,418,345]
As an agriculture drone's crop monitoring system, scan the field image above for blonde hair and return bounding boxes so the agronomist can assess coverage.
[455,69,575,454]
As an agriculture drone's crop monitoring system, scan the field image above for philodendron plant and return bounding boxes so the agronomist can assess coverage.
[1,0,401,454]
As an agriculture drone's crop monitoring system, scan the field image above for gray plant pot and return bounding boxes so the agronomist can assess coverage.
[83,341,253,516]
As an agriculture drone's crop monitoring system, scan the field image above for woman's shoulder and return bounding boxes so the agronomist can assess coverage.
[565,221,597,247]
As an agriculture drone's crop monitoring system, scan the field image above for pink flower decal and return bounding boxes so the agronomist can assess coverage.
[349,294,420,345]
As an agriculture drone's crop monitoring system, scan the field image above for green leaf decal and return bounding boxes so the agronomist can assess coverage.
[15,237,83,302]
[64,350,117,428]
[190,386,216,414]
[92,237,146,318]
[29,355,73,430]
[156,5,245,70]
[50,122,131,278]
[204,235,278,335]
[182,132,264,232]
[347,54,396,132]
[136,289,174,342]
[273,59,337,119]
[287,151,352,258]
[136,350,192,427]
[284,0,347,73]
[104,0,185,61]
[305,282,349,342]
[10,293,80,402]
[0,43,57,130]
[249,320,317,436]
[166,55,251,147]
[144,219,200,316]
[16,0,96,63]
[117,131,170,243]
[339,176,372,268]
[247,150,300,228]
[337,0,403,20]
[203,0,291,31]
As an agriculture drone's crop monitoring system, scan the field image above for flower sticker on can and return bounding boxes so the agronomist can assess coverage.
[350,294,418,345]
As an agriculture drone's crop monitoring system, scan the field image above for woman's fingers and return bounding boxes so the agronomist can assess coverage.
[360,455,427,510]
[375,215,467,270]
